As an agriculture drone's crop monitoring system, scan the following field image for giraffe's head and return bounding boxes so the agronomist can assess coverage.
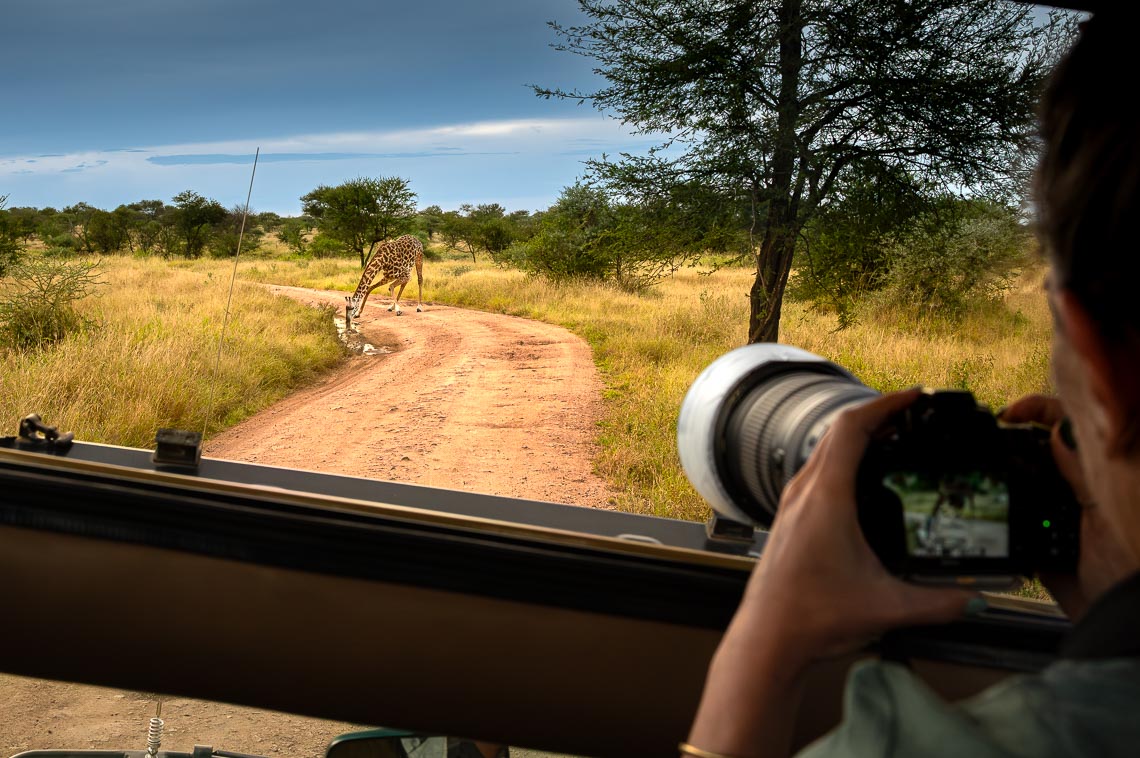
[346,294,363,319]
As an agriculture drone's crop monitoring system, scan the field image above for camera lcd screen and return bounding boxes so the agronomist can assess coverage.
[882,471,1010,559]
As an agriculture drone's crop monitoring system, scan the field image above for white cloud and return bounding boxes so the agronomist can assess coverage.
[0,117,664,213]
[1,117,644,176]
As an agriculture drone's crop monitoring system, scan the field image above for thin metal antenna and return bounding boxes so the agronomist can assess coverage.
[203,147,260,438]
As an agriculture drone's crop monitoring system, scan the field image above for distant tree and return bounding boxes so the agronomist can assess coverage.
[466,203,516,260]
[307,234,346,259]
[209,204,264,258]
[34,208,74,252]
[435,204,524,262]
[6,207,38,243]
[507,210,538,241]
[537,0,1076,341]
[111,206,139,253]
[85,209,131,254]
[276,217,311,256]
[130,199,167,220]
[417,205,444,240]
[439,208,477,260]
[126,200,169,255]
[301,177,417,267]
[171,190,227,258]
[62,202,98,253]
[256,211,283,233]
[0,195,23,276]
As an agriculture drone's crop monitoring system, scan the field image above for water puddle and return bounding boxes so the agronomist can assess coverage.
[334,314,392,357]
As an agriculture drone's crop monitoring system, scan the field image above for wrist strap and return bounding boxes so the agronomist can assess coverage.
[678,742,745,758]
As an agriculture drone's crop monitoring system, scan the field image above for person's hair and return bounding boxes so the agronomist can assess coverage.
[1036,13,1140,338]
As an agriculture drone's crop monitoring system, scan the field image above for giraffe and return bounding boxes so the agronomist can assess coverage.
[345,234,424,320]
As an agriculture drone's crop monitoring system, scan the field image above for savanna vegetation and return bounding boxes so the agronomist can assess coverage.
[0,163,1051,523]
[0,0,1072,528]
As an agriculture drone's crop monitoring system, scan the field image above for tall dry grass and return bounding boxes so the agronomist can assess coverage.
[0,257,343,448]
[246,250,1052,521]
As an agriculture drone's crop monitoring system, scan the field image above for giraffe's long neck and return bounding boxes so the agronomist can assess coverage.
[352,252,384,301]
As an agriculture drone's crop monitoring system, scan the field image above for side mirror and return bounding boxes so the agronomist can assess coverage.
[326,730,513,758]
[327,730,445,758]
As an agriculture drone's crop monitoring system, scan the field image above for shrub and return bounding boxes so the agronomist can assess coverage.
[308,234,346,259]
[44,234,76,252]
[0,257,104,349]
[790,160,930,327]
[275,217,310,256]
[880,202,1030,318]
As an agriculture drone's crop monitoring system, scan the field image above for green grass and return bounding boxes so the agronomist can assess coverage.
[0,256,344,448]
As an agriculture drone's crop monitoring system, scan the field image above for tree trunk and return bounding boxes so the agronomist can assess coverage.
[748,0,803,344]
[748,221,798,343]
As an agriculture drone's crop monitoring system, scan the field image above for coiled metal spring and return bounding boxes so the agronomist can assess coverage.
[146,716,164,757]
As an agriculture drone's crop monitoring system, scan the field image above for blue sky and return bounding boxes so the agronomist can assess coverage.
[0,0,651,215]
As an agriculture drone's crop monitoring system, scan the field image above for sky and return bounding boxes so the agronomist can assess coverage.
[0,0,653,215]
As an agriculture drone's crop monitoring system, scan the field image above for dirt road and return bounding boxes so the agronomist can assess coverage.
[206,285,612,506]
[0,288,611,758]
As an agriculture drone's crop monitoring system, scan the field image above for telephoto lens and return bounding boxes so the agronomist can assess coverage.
[677,345,878,526]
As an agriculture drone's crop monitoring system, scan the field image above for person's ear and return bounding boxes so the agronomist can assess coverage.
[1053,288,1139,455]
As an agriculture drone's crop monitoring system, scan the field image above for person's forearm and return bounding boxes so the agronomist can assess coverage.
[685,630,811,758]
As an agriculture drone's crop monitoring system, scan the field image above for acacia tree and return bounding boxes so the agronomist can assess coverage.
[537,0,1075,342]
[417,205,444,240]
[301,177,417,268]
[171,190,227,258]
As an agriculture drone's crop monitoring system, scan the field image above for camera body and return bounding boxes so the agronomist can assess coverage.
[855,390,1079,584]
[677,345,1080,587]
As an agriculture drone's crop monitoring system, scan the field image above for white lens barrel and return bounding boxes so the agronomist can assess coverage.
[677,344,863,525]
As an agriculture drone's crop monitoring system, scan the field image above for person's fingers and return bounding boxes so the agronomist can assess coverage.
[813,389,923,488]
[998,394,1063,426]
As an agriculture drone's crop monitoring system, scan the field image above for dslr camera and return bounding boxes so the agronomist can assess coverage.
[677,345,1080,587]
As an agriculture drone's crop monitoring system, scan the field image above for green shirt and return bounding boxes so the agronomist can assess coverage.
[801,573,1140,758]
[798,657,1140,758]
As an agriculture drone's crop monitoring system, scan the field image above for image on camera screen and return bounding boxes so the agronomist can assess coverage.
[882,471,1010,559]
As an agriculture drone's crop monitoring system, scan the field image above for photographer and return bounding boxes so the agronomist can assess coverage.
[682,13,1140,758]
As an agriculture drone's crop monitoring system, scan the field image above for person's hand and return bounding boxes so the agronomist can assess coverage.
[721,389,980,668]
[1000,394,1132,620]
[686,390,979,758]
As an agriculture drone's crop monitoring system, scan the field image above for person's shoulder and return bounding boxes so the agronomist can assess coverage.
[799,658,1140,758]
[798,660,1009,758]
[965,657,1140,758]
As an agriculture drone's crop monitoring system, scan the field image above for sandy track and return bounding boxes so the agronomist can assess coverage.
[1,289,611,758]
